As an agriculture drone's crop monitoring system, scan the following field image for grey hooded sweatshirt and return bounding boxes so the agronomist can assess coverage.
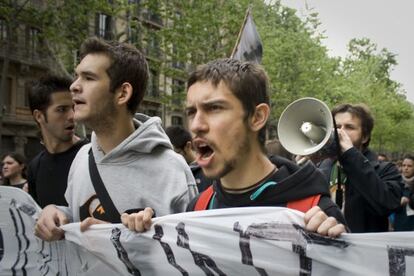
[60,114,197,223]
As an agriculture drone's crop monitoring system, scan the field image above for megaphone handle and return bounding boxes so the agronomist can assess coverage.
[332,116,342,158]
[336,168,343,209]
[332,116,344,209]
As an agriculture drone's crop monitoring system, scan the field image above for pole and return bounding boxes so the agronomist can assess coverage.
[230,6,251,58]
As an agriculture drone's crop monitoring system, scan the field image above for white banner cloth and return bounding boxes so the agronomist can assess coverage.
[1,186,414,275]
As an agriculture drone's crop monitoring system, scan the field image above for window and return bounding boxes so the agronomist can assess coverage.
[172,44,184,69]
[171,116,183,126]
[147,69,159,98]
[172,79,184,106]
[96,13,112,40]
[0,18,7,40]
[27,27,40,56]
[145,32,160,57]
[0,75,12,113]
[129,19,141,45]
[24,81,32,107]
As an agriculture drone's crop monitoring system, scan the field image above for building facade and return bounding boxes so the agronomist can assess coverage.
[0,1,187,160]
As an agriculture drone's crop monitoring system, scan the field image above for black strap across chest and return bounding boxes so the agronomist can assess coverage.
[88,149,121,223]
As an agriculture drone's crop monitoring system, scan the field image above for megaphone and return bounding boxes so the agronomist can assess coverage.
[277,97,337,157]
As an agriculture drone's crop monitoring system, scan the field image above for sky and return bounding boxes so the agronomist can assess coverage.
[280,0,414,104]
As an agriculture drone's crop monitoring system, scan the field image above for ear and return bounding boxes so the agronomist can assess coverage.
[249,103,270,132]
[33,109,45,125]
[115,82,133,107]
[184,141,193,152]
[361,134,370,145]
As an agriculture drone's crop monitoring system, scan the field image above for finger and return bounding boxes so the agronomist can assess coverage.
[142,208,154,230]
[328,224,346,237]
[133,212,145,232]
[36,222,62,241]
[305,210,327,232]
[327,224,347,238]
[34,222,51,240]
[315,216,338,236]
[56,211,69,226]
[303,206,321,225]
[80,217,108,232]
[80,217,94,232]
[121,213,129,227]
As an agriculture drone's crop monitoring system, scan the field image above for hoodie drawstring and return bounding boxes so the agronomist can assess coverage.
[250,181,278,201]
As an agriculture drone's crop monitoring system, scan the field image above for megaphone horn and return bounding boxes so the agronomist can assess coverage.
[277,97,337,157]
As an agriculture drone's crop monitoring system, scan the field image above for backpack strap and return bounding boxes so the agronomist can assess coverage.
[88,148,121,223]
[287,194,321,213]
[194,185,214,211]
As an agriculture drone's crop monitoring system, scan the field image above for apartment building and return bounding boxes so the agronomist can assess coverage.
[0,1,187,159]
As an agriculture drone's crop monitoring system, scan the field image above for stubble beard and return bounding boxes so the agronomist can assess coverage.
[82,99,118,134]
[210,131,252,180]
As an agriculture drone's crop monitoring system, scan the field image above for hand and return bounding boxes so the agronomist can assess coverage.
[336,128,354,153]
[401,196,409,206]
[80,217,109,232]
[121,207,154,232]
[304,206,346,237]
[22,183,29,193]
[35,205,68,241]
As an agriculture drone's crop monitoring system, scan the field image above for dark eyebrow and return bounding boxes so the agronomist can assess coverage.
[201,99,228,107]
[185,99,229,112]
[75,70,99,79]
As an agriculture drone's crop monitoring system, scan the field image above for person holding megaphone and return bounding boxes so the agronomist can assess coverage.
[317,103,403,233]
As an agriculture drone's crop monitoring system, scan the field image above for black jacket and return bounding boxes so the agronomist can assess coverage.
[318,148,403,233]
[187,156,347,226]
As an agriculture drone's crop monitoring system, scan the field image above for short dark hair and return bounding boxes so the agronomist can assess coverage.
[79,37,149,114]
[1,152,27,185]
[332,103,374,149]
[403,154,414,162]
[165,125,192,150]
[187,58,270,151]
[28,74,72,114]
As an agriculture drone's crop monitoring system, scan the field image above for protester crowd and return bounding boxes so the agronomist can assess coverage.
[0,37,412,273]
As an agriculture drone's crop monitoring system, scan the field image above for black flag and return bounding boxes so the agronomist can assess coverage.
[231,9,263,64]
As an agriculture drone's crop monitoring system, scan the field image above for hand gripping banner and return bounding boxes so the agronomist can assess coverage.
[1,186,414,275]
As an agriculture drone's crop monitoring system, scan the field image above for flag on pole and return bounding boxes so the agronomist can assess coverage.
[231,8,263,64]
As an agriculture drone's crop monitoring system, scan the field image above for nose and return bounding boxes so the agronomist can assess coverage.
[67,107,75,121]
[189,111,208,135]
[70,78,80,95]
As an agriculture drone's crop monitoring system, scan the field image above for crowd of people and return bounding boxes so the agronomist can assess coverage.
[0,37,412,271]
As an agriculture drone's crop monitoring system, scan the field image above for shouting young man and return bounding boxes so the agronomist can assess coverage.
[123,58,346,237]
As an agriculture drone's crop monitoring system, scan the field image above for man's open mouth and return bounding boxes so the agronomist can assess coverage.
[193,139,215,161]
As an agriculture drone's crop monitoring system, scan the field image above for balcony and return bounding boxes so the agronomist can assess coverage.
[0,40,51,69]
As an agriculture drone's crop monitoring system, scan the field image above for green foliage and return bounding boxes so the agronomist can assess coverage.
[2,0,412,154]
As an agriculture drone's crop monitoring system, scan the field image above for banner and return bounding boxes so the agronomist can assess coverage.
[1,186,414,275]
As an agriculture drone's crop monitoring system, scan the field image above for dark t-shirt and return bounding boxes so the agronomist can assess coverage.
[27,139,88,208]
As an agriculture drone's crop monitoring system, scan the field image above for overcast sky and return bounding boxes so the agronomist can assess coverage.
[280,0,414,104]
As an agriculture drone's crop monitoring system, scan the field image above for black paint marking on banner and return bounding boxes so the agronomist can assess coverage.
[0,228,3,263]
[388,246,414,276]
[234,222,350,276]
[153,224,189,276]
[176,222,226,276]
[110,227,141,276]
[233,222,268,276]
[15,203,30,275]
[9,204,24,276]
